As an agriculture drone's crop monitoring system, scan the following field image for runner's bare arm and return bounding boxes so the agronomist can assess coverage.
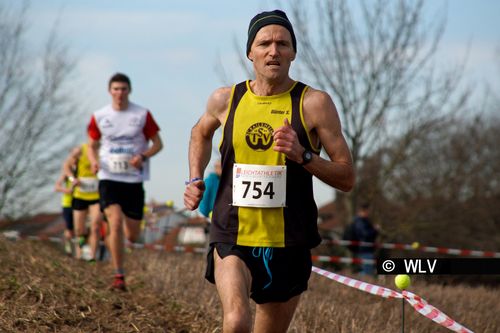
[144,133,163,158]
[54,172,71,194]
[188,87,231,180]
[88,137,100,174]
[130,133,163,169]
[62,147,80,184]
[302,89,354,191]
[184,87,231,210]
[273,88,354,192]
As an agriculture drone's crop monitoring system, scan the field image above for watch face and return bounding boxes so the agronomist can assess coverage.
[302,150,313,164]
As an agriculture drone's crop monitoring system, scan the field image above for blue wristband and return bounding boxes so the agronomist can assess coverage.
[185,177,203,185]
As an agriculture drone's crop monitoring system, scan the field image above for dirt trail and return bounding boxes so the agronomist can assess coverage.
[0,236,220,332]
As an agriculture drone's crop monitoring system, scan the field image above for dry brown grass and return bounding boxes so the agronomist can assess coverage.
[1,236,498,332]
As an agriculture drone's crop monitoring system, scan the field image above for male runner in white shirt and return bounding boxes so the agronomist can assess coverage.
[87,73,163,290]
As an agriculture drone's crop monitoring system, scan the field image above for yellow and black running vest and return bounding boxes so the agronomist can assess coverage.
[73,143,99,201]
[211,80,322,248]
[61,180,73,208]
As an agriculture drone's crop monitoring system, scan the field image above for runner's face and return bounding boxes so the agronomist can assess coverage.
[248,25,295,81]
[109,82,130,108]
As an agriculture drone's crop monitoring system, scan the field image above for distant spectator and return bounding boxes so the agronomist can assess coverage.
[352,202,379,276]
[198,160,221,219]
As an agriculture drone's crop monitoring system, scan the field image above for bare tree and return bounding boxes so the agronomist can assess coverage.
[375,115,500,249]
[0,3,82,219]
[291,0,472,211]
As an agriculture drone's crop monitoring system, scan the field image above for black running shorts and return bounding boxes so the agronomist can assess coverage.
[205,243,312,304]
[62,207,74,230]
[98,180,145,220]
[72,198,99,211]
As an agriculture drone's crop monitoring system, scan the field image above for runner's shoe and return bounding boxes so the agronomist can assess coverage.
[111,274,127,291]
[78,235,87,248]
[64,240,72,256]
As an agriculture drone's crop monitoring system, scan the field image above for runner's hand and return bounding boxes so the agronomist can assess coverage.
[129,155,143,169]
[273,118,304,163]
[68,176,79,186]
[184,179,205,210]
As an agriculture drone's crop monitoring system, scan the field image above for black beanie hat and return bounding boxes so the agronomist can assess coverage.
[246,9,297,58]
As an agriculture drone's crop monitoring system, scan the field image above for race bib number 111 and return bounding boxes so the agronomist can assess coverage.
[232,164,286,208]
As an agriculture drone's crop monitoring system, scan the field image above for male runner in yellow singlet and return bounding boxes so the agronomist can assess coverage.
[184,10,354,333]
[63,143,103,262]
[54,146,80,256]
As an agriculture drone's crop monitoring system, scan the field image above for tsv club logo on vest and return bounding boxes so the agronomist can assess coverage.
[245,122,274,151]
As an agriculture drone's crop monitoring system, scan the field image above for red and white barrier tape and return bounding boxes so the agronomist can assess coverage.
[325,239,500,258]
[7,232,496,271]
[3,232,207,255]
[26,235,63,243]
[7,233,369,264]
[312,266,473,333]
[311,255,375,265]
[129,242,206,254]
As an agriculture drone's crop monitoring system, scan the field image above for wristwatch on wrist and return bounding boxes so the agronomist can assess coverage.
[300,149,313,166]
[140,154,148,162]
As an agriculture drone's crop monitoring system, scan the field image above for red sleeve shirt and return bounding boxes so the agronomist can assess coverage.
[87,115,101,140]
[143,111,160,139]
[87,111,160,140]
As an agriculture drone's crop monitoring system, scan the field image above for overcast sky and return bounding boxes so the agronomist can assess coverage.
[24,0,500,212]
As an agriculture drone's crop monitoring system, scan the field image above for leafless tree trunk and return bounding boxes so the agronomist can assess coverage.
[376,115,500,249]
[288,0,471,212]
[0,3,82,219]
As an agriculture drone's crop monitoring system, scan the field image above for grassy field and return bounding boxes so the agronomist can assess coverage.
[0,236,498,332]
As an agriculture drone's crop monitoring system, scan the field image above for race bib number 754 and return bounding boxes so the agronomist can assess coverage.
[232,164,286,208]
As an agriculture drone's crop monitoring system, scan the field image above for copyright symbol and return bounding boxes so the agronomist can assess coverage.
[382,260,395,272]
